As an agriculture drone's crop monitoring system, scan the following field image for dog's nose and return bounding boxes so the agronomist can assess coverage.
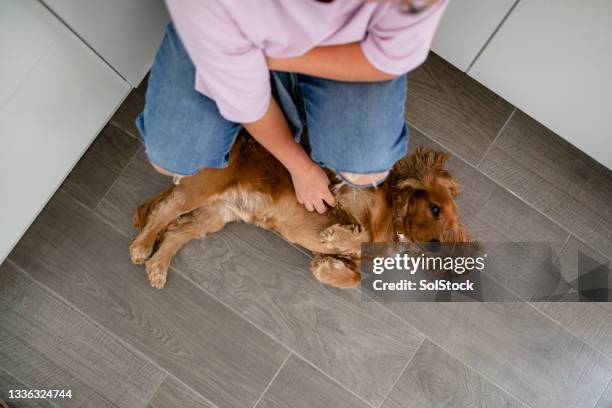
[427,239,441,252]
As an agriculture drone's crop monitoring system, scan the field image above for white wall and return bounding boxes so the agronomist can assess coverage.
[42,0,169,86]
[0,0,130,262]
[468,0,612,169]
[432,0,516,71]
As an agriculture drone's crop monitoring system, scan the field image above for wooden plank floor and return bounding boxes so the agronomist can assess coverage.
[381,340,525,408]
[2,53,612,408]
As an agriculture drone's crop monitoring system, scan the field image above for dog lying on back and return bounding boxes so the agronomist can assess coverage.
[129,133,471,289]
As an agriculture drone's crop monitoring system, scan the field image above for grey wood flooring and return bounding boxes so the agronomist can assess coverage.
[146,377,214,408]
[2,52,612,408]
[255,354,370,408]
[596,380,612,408]
[61,123,140,210]
[381,340,525,408]
[109,75,147,139]
[405,53,514,165]
[479,110,612,259]
[0,261,165,408]
[8,191,288,408]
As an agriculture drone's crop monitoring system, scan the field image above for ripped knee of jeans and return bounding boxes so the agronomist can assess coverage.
[150,161,185,185]
[338,171,389,188]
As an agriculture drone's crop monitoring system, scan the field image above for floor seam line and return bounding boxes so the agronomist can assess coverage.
[377,336,425,408]
[593,374,612,408]
[371,302,534,407]
[110,119,142,141]
[477,107,517,168]
[527,295,612,363]
[250,352,292,408]
[94,143,143,213]
[58,186,97,212]
[291,352,378,408]
[140,373,169,408]
[5,258,222,408]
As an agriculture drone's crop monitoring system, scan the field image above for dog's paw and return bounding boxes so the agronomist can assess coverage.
[319,224,364,255]
[145,256,168,289]
[129,238,154,265]
[319,226,338,248]
[310,256,360,289]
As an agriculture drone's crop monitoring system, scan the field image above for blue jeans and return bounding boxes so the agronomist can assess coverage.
[137,24,409,181]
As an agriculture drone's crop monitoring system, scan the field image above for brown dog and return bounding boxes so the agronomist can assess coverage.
[129,133,470,289]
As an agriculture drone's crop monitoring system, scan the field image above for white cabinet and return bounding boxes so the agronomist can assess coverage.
[468,0,612,169]
[42,0,169,86]
[432,0,516,71]
[0,0,130,261]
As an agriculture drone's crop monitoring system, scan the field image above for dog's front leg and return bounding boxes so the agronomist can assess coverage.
[309,254,361,289]
[318,223,368,256]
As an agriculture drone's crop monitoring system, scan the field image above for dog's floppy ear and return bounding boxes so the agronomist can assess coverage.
[396,177,425,191]
[434,151,451,166]
[436,170,461,197]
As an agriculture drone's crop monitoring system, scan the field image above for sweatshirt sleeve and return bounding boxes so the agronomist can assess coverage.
[361,0,448,76]
[165,0,271,123]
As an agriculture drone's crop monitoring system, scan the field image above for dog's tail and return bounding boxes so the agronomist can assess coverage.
[133,186,174,231]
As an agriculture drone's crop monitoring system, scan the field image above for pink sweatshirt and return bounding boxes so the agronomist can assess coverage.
[165,0,448,123]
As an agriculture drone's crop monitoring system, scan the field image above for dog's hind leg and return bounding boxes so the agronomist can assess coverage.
[309,254,361,289]
[132,186,174,231]
[130,169,233,265]
[130,188,195,265]
[144,204,227,288]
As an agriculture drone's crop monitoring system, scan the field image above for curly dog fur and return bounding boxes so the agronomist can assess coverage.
[130,132,471,289]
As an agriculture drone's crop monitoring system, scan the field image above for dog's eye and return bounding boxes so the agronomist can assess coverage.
[430,204,441,218]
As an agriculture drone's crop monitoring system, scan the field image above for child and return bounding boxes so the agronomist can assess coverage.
[137,0,447,213]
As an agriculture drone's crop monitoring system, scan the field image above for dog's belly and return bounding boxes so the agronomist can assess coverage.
[214,187,338,252]
[217,189,273,226]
